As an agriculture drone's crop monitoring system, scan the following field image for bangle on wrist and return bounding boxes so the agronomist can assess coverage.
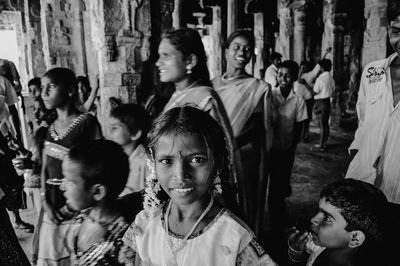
[287,240,303,254]
[288,249,303,263]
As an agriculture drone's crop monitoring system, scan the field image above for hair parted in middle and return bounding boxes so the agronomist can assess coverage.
[161,28,211,86]
[143,106,231,213]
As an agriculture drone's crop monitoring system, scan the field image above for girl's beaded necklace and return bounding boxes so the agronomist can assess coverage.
[50,113,86,141]
[164,196,214,266]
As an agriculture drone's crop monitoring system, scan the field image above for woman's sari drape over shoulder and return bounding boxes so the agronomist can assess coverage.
[213,77,273,236]
[163,85,243,216]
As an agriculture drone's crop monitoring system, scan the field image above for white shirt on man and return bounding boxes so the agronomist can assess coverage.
[346,53,400,204]
[313,72,335,100]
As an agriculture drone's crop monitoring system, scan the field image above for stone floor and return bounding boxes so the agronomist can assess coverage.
[12,112,356,265]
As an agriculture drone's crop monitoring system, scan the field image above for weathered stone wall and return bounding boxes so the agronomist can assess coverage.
[25,0,46,78]
[361,0,387,68]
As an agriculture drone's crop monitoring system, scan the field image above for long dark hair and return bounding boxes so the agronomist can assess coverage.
[43,67,79,107]
[162,28,211,86]
[146,106,230,203]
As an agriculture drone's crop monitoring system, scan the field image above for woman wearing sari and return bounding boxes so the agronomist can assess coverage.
[212,30,272,236]
[156,28,242,216]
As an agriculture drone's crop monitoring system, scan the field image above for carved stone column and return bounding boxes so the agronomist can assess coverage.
[253,12,265,79]
[40,0,87,75]
[292,1,306,64]
[321,0,335,61]
[361,0,387,68]
[227,0,239,35]
[209,5,223,79]
[25,0,46,77]
[172,0,184,29]
[275,0,293,60]
[89,0,152,134]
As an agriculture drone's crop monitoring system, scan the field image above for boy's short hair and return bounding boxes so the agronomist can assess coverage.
[270,52,282,62]
[321,179,388,242]
[388,0,400,23]
[110,103,151,145]
[319,59,332,72]
[278,60,299,79]
[28,77,41,87]
[68,139,129,199]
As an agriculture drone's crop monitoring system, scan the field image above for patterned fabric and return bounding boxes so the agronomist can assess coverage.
[123,207,277,266]
[71,213,135,266]
[43,141,70,161]
[346,53,400,203]
[38,113,102,263]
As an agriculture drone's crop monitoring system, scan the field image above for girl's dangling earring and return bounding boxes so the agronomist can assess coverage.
[186,67,192,74]
[212,169,222,196]
[143,158,162,218]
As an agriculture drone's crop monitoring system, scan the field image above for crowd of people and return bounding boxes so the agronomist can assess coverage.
[1,2,400,265]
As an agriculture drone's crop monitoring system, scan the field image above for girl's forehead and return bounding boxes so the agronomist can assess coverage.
[154,132,208,155]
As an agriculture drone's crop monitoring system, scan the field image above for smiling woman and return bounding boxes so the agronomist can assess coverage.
[212,30,272,236]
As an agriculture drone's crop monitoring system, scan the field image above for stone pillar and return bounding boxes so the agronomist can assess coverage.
[361,0,387,68]
[24,0,46,77]
[40,0,87,75]
[227,0,239,35]
[209,5,223,79]
[275,0,293,60]
[89,0,152,134]
[321,0,335,61]
[172,0,184,29]
[253,12,265,79]
[292,1,306,64]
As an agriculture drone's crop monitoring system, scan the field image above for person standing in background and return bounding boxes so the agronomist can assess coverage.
[264,52,282,88]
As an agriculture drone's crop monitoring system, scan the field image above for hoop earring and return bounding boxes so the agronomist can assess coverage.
[143,159,162,217]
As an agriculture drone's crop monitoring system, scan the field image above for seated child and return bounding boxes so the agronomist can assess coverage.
[288,179,388,266]
[60,139,136,265]
[122,106,277,265]
[109,104,150,196]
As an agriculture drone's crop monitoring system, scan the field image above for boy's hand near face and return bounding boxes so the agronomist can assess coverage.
[287,227,312,262]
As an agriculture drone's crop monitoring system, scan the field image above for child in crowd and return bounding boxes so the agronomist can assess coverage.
[269,60,308,231]
[123,106,276,265]
[37,67,102,265]
[295,61,315,142]
[312,59,335,151]
[109,103,150,196]
[60,139,135,265]
[288,179,389,266]
[76,75,99,113]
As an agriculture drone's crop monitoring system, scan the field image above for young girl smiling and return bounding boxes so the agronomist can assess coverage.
[123,106,276,266]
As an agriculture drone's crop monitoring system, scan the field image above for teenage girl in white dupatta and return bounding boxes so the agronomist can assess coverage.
[156,28,242,217]
[212,30,273,236]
